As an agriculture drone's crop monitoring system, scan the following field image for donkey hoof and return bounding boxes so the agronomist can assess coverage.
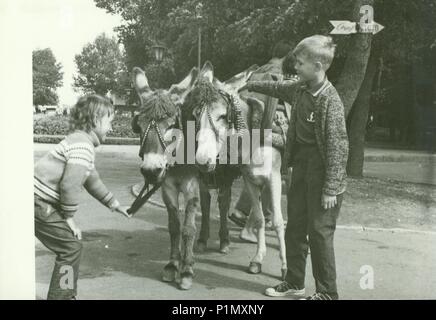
[179,273,193,290]
[219,242,230,254]
[196,240,207,253]
[281,268,287,281]
[248,262,262,274]
[162,264,178,283]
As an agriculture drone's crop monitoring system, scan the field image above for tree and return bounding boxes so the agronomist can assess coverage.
[33,48,63,106]
[343,0,436,176]
[73,33,129,96]
[95,0,436,176]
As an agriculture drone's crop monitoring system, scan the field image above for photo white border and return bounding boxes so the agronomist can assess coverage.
[0,0,36,300]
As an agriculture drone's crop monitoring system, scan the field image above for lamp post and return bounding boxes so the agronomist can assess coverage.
[195,2,203,71]
[151,44,166,63]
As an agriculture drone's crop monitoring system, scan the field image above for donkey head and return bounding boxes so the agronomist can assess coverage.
[182,61,253,173]
[131,67,196,184]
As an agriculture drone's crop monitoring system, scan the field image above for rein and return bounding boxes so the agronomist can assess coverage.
[127,183,162,215]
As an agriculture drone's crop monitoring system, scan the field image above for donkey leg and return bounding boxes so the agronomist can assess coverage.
[162,182,181,283]
[217,184,231,254]
[243,177,266,274]
[197,185,211,253]
[269,172,287,280]
[180,196,200,290]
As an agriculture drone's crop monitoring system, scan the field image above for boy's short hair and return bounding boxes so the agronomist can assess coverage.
[69,94,114,133]
[293,35,336,70]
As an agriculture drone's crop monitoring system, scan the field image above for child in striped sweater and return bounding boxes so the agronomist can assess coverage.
[34,94,130,300]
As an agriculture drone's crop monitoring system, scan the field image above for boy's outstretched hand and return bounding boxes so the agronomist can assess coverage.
[113,205,131,218]
[321,194,337,210]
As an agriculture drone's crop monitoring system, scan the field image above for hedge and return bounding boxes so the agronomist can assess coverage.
[33,114,138,138]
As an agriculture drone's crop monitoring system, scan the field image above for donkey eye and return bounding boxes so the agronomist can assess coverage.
[218,115,227,121]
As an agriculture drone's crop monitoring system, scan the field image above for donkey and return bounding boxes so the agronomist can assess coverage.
[185,61,288,279]
[131,66,202,290]
[194,64,260,255]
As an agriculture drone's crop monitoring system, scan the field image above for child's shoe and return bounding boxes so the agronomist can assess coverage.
[301,292,337,300]
[265,281,305,298]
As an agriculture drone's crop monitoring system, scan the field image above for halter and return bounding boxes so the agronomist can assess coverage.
[137,108,183,161]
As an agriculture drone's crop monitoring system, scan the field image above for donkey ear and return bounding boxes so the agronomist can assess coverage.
[168,67,198,96]
[132,67,152,100]
[224,64,259,92]
[200,61,214,83]
[168,67,199,105]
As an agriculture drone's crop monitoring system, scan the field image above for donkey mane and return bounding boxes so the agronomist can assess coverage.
[140,91,178,121]
[182,79,220,118]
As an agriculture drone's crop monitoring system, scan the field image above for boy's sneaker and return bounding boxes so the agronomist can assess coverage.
[265,281,305,298]
[301,292,337,300]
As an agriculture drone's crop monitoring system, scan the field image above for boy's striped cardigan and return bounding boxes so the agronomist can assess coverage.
[34,130,119,218]
[245,78,349,196]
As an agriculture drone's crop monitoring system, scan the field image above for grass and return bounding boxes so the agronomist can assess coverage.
[199,175,436,232]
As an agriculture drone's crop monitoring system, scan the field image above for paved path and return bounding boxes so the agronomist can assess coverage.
[34,144,436,185]
[34,146,436,299]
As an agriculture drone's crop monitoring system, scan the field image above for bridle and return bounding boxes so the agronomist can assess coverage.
[139,119,169,160]
[194,89,245,139]
[193,89,246,189]
[137,109,183,161]
[128,109,183,216]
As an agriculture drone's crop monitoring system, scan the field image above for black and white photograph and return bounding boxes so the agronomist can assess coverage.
[0,0,435,303]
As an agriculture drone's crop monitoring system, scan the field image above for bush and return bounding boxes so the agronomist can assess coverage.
[33,114,139,138]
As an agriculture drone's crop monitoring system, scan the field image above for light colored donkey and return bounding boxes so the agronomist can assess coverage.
[186,61,288,279]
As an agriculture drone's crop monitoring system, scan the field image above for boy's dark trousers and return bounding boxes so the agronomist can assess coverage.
[34,195,82,300]
[285,143,343,299]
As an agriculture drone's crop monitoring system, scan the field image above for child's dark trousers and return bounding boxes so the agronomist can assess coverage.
[285,143,342,299]
[34,195,82,300]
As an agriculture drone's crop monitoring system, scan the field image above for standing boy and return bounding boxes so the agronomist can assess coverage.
[240,35,349,300]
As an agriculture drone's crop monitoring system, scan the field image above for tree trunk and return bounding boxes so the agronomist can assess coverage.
[346,51,378,177]
[334,0,376,177]
[335,0,374,118]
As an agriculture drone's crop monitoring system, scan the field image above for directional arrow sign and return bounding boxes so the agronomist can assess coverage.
[330,20,357,35]
[330,20,384,35]
[359,21,385,34]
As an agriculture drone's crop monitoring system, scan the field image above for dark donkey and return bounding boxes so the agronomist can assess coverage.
[131,66,202,290]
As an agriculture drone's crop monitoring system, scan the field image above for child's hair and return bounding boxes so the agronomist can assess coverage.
[293,35,337,70]
[69,94,114,133]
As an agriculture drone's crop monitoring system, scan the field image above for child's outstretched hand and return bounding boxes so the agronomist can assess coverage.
[113,205,131,218]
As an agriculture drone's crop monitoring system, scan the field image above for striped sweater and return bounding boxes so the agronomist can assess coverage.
[34,130,119,218]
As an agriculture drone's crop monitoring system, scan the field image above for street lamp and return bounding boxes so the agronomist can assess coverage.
[195,2,203,71]
[151,44,166,63]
